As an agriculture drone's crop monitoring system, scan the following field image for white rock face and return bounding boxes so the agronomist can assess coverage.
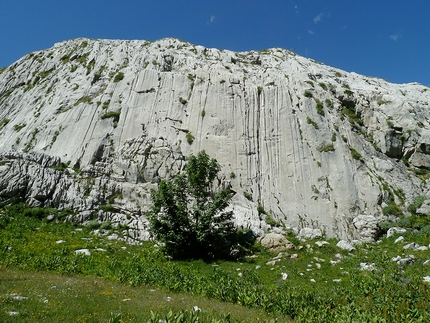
[298,228,323,240]
[0,37,429,241]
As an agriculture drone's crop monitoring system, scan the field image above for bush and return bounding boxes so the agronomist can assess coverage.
[113,72,124,82]
[147,151,238,260]
[0,118,10,128]
[383,204,403,217]
[304,90,313,98]
[317,143,335,152]
[407,195,427,215]
[101,110,121,123]
[318,82,328,90]
[186,132,194,144]
[315,99,325,116]
[306,117,319,129]
[349,146,363,162]
[87,220,100,230]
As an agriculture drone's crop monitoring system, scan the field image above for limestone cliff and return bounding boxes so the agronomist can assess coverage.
[0,38,429,241]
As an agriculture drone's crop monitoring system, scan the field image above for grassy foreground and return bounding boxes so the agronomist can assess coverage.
[0,204,430,322]
[0,268,276,322]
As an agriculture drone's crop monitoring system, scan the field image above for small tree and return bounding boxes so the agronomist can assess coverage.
[148,151,237,260]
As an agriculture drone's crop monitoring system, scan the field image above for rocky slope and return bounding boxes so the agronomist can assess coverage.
[0,38,429,241]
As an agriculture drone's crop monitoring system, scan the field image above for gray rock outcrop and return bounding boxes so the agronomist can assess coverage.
[0,37,429,242]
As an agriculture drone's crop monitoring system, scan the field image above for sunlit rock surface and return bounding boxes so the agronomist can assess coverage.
[0,38,429,241]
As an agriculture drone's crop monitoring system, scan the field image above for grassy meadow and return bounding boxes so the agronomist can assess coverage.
[0,204,429,322]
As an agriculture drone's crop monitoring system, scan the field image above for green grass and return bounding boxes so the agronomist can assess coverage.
[1,204,429,322]
[0,268,276,323]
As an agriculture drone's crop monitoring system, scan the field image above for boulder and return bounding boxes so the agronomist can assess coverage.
[353,215,379,242]
[384,129,403,158]
[258,233,295,252]
[336,240,355,252]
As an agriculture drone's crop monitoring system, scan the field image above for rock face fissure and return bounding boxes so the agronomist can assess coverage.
[0,37,429,242]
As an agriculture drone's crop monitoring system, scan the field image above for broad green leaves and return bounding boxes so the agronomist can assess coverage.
[148,151,236,260]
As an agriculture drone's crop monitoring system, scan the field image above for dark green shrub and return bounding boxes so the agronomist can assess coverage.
[0,118,10,128]
[314,99,324,116]
[349,147,363,161]
[419,224,430,235]
[100,221,112,230]
[13,123,26,131]
[257,87,263,95]
[383,204,403,217]
[378,221,397,233]
[186,132,194,144]
[317,143,335,152]
[407,195,426,215]
[101,110,121,123]
[50,162,70,172]
[22,207,56,220]
[318,82,327,90]
[99,205,116,212]
[243,191,252,201]
[344,89,354,96]
[113,72,124,82]
[257,204,266,215]
[87,220,100,230]
[306,117,319,129]
[304,90,313,98]
[147,151,238,260]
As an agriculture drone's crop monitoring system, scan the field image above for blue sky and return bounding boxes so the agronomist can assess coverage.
[1,0,429,85]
